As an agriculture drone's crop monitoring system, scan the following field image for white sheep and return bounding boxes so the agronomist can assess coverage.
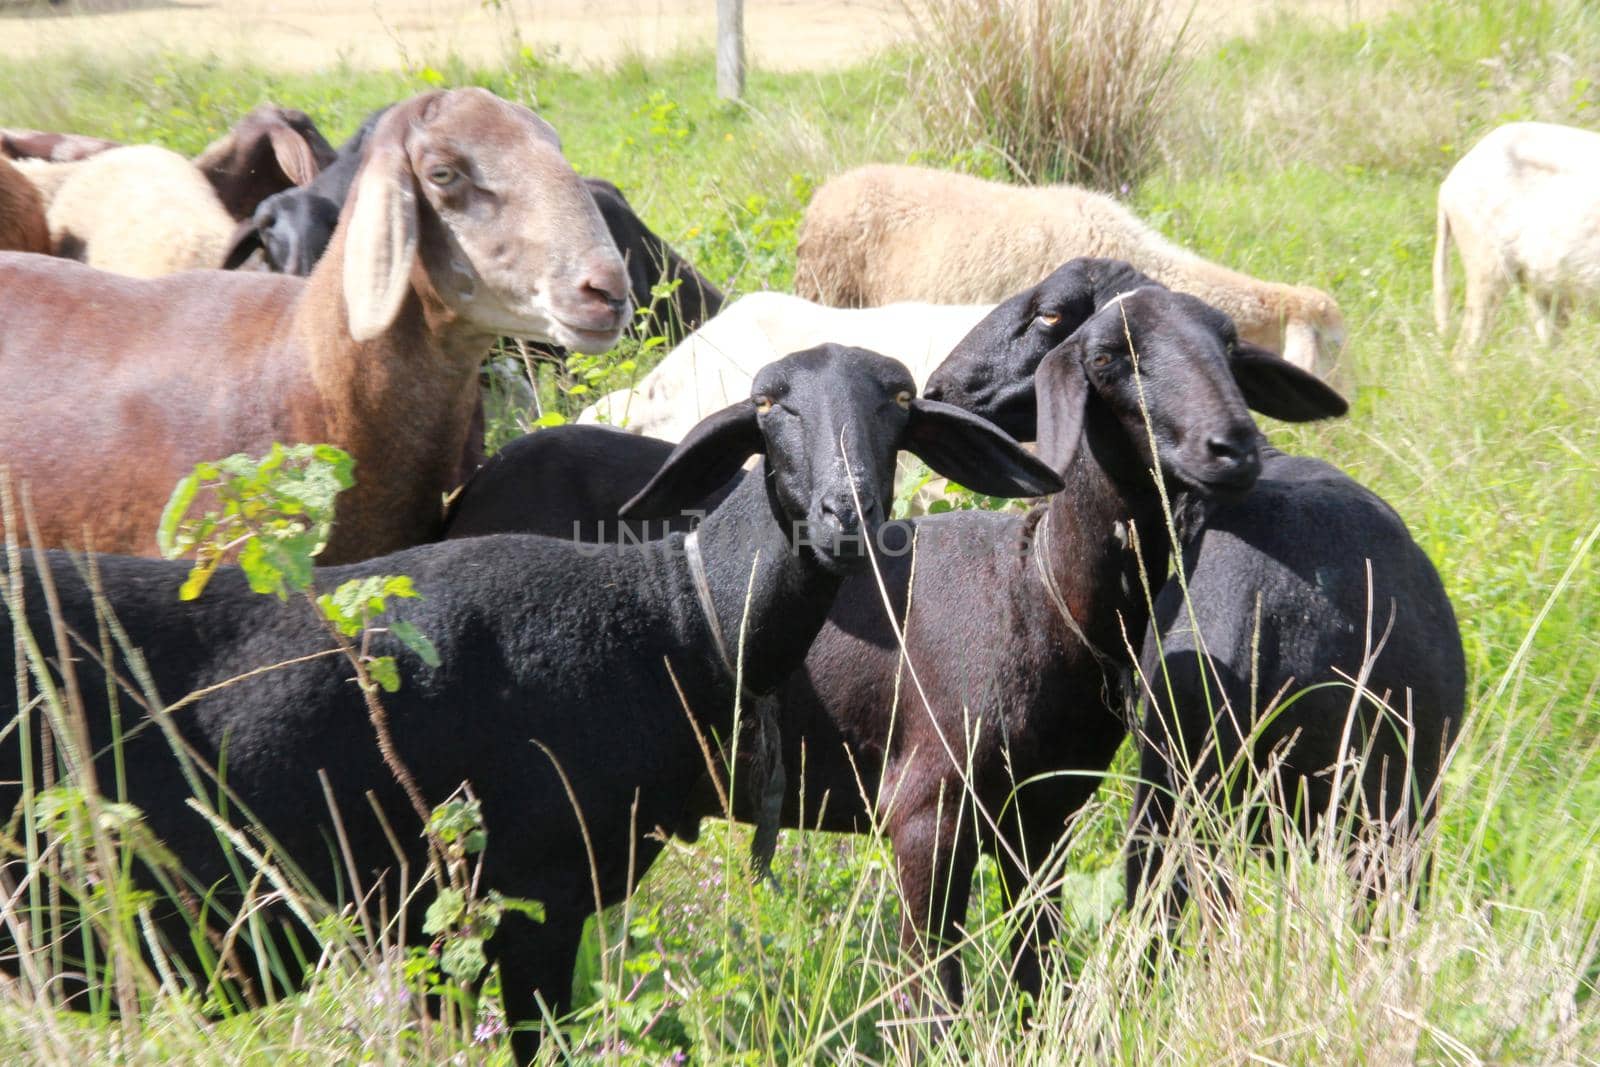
[44,144,237,276]
[578,291,992,439]
[794,164,1346,380]
[1433,121,1600,352]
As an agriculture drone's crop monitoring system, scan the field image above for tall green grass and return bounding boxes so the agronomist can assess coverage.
[1,0,1597,1061]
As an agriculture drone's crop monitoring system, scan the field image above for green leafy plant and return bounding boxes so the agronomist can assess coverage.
[156,443,353,601]
[316,574,440,693]
[422,795,544,986]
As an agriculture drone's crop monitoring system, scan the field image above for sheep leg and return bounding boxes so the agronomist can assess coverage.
[1455,265,1502,355]
[1124,731,1187,926]
[889,796,977,1021]
[495,908,583,1065]
[1521,287,1567,346]
[992,810,1067,1009]
[1126,651,1251,930]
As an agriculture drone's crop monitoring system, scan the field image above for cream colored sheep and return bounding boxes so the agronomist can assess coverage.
[578,291,992,439]
[795,164,1346,379]
[1434,121,1600,353]
[45,144,236,276]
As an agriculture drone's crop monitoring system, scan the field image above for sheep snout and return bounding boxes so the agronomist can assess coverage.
[550,250,633,337]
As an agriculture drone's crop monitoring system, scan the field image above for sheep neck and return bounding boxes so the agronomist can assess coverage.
[292,223,487,561]
[1034,411,1172,669]
[690,465,843,696]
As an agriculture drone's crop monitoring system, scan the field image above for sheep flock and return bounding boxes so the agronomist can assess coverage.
[2,37,1586,1061]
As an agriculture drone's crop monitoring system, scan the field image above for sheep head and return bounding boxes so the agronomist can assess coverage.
[1032,289,1348,498]
[342,88,630,352]
[620,345,1062,575]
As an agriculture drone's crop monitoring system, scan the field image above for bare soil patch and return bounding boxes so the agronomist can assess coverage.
[1,0,1401,73]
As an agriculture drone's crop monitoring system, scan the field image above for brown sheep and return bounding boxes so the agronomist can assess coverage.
[0,88,629,563]
[193,104,338,220]
[0,156,49,254]
[0,127,120,163]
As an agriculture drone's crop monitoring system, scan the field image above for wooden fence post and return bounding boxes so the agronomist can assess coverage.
[717,0,746,100]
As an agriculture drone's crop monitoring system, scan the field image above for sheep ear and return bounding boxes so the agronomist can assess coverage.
[221,219,262,270]
[1229,341,1348,422]
[904,399,1064,498]
[1033,340,1091,473]
[343,141,418,342]
[619,400,764,518]
[268,124,320,187]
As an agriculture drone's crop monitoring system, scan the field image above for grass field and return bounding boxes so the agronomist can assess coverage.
[1,0,1598,1062]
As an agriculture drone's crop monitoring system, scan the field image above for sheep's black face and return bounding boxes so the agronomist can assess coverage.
[1039,289,1265,498]
[925,258,1156,439]
[752,345,912,575]
[621,347,1063,560]
[255,191,341,275]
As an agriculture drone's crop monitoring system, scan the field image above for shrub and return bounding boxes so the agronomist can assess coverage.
[901,0,1191,188]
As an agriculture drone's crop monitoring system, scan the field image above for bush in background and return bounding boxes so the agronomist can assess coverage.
[901,0,1191,188]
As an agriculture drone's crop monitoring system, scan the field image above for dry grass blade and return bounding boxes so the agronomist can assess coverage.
[901,0,1192,187]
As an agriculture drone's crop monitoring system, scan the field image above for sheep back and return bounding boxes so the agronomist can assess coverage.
[579,291,991,438]
[47,144,236,275]
[1435,121,1600,346]
[796,164,1345,377]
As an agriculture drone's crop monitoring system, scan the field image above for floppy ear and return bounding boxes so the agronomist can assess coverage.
[619,400,765,518]
[1229,341,1348,422]
[268,124,320,187]
[343,139,418,342]
[904,398,1064,498]
[221,219,262,270]
[1033,340,1092,474]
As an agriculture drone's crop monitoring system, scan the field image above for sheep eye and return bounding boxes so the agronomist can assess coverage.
[1035,312,1062,327]
[895,389,913,409]
[754,395,773,414]
[427,165,458,187]
[1091,352,1114,369]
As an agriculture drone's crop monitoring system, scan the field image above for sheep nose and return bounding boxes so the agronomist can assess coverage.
[578,254,630,317]
[819,491,880,535]
[1206,430,1261,475]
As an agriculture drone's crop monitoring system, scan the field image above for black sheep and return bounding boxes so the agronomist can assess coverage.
[922,260,1465,928]
[0,344,1059,1062]
[441,282,1347,1012]
[1124,448,1466,922]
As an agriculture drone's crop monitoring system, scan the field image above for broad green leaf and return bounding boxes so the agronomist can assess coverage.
[381,575,420,600]
[367,656,401,693]
[424,888,466,936]
[157,472,200,558]
[391,619,441,668]
[440,936,488,983]
[491,893,546,924]
[239,539,288,599]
